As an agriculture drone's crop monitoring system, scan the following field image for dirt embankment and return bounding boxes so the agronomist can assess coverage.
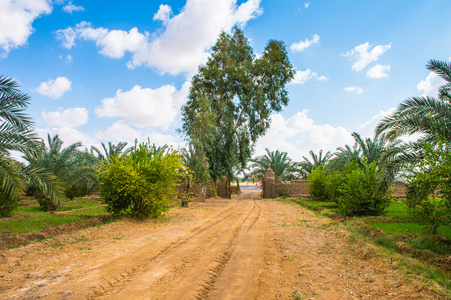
[0,192,447,299]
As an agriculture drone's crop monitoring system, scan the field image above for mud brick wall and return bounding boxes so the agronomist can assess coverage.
[216,177,230,198]
[388,182,408,198]
[274,180,310,198]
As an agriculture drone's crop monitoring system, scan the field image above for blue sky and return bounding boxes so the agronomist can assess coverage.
[1,0,450,161]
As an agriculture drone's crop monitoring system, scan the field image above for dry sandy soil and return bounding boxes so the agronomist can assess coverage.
[0,190,447,299]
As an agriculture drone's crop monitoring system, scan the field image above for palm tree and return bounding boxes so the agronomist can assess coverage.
[299,149,332,178]
[0,76,63,216]
[25,134,97,209]
[330,132,411,190]
[91,141,130,162]
[250,148,299,181]
[377,59,451,144]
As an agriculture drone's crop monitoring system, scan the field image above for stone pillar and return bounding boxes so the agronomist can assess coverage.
[263,167,275,199]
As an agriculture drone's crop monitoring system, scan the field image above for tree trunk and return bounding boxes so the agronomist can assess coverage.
[197,185,207,202]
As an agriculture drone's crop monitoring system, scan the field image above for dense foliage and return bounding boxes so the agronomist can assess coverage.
[405,140,451,234]
[0,76,63,216]
[336,162,391,216]
[99,142,186,218]
[24,134,98,210]
[181,28,294,181]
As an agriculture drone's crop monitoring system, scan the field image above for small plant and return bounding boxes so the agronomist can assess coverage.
[278,188,290,198]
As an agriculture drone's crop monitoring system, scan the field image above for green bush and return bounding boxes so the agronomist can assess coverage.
[0,192,18,217]
[99,142,186,219]
[337,162,390,216]
[406,140,451,235]
[307,166,342,202]
[307,166,330,201]
[278,188,290,198]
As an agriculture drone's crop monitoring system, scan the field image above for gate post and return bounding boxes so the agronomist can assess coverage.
[263,166,275,199]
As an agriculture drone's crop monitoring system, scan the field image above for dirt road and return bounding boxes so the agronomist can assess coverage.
[0,191,445,299]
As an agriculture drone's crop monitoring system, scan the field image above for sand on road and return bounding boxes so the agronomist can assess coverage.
[0,190,445,299]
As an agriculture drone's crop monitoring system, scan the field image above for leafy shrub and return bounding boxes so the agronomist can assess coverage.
[278,188,290,198]
[307,166,330,201]
[307,166,342,202]
[337,161,390,216]
[406,140,451,235]
[99,142,186,219]
[0,193,18,217]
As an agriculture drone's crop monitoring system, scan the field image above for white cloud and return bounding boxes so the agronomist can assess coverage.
[36,126,96,148]
[41,107,88,127]
[289,68,328,85]
[153,4,172,23]
[344,86,363,94]
[304,2,310,8]
[417,72,446,97]
[56,0,263,75]
[95,121,181,148]
[342,42,391,71]
[95,83,189,129]
[66,54,72,62]
[255,110,354,161]
[0,0,52,57]
[367,64,390,78]
[36,76,72,99]
[290,34,319,52]
[356,108,396,138]
[56,26,76,49]
[63,2,85,14]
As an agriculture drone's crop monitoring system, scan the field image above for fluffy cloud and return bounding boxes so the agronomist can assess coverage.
[290,68,328,85]
[153,4,172,23]
[56,0,263,75]
[41,107,88,127]
[290,34,319,52]
[95,83,189,129]
[342,42,391,71]
[417,72,446,97]
[304,2,310,8]
[344,86,363,94]
[36,76,72,98]
[0,0,52,57]
[255,110,354,161]
[366,64,390,78]
[95,121,181,148]
[36,126,96,148]
[356,108,396,138]
[63,2,85,14]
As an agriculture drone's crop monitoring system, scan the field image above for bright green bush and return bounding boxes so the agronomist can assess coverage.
[307,166,342,202]
[337,161,390,216]
[99,142,186,218]
[406,140,451,235]
[307,166,330,201]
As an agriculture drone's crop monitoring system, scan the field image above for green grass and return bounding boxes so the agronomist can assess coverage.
[0,215,90,234]
[67,207,108,215]
[368,222,451,239]
[13,198,104,215]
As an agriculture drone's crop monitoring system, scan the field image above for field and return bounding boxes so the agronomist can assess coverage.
[0,192,449,299]
[0,196,110,249]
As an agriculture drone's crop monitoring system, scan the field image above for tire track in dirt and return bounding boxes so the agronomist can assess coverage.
[7,201,242,299]
[103,200,261,299]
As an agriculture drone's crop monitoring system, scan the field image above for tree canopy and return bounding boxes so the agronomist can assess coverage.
[181,28,294,181]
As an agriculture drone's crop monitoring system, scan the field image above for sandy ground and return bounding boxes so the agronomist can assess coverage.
[0,190,446,299]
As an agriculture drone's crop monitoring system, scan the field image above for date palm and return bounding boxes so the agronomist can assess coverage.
[250,148,299,181]
[91,141,130,163]
[0,76,63,215]
[377,59,451,144]
[299,149,332,178]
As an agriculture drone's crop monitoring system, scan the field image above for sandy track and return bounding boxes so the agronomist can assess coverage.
[0,192,446,299]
